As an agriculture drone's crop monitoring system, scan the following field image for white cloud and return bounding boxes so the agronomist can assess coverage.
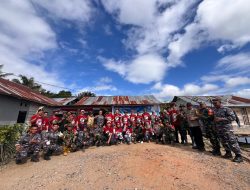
[99,77,113,84]
[153,82,219,100]
[102,54,167,84]
[33,0,93,22]
[234,89,250,99]
[100,0,197,82]
[0,0,66,92]
[225,77,250,88]
[197,0,250,47]
[77,85,117,94]
[216,52,250,72]
[101,0,158,27]
[167,0,250,65]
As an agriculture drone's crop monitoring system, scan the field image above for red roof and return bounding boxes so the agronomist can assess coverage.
[0,78,60,106]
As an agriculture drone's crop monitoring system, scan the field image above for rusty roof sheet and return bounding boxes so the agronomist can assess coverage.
[0,78,60,106]
[53,97,77,105]
[173,95,250,107]
[75,95,161,106]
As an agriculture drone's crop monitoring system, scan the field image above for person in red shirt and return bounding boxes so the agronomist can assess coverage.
[105,111,114,125]
[114,122,123,144]
[76,109,88,131]
[122,111,130,127]
[142,109,151,127]
[42,111,50,132]
[136,112,143,125]
[49,110,60,125]
[30,106,44,132]
[130,110,137,127]
[103,121,115,145]
[114,109,122,126]
[124,125,133,144]
[169,103,181,143]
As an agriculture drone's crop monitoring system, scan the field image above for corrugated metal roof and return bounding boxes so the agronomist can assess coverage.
[75,95,161,106]
[53,97,77,105]
[173,95,250,107]
[0,78,60,106]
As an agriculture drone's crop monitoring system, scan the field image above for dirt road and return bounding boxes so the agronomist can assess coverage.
[0,143,249,190]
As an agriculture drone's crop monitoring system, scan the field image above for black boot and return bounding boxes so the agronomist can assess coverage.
[212,149,221,156]
[31,155,39,162]
[233,154,243,163]
[15,159,22,165]
[43,153,51,160]
[222,151,233,159]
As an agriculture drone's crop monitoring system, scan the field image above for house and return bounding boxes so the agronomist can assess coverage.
[0,78,60,125]
[74,95,162,115]
[172,95,250,129]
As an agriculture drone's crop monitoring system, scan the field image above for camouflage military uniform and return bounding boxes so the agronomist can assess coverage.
[200,108,220,153]
[213,106,241,155]
[95,115,105,128]
[42,131,63,159]
[63,130,77,154]
[76,128,91,149]
[16,133,41,163]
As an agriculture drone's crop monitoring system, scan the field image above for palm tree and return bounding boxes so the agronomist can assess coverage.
[12,75,42,91]
[0,64,13,78]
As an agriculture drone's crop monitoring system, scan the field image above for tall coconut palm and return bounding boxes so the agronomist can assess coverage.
[0,64,13,78]
[12,75,42,91]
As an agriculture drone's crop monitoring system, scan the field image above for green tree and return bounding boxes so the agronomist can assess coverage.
[12,75,42,91]
[0,64,13,78]
[77,91,96,100]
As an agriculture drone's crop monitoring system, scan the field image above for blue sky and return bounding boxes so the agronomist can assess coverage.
[1,0,250,101]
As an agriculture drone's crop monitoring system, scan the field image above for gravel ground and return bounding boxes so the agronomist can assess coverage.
[0,143,249,190]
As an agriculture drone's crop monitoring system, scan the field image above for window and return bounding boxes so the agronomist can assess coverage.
[17,111,27,123]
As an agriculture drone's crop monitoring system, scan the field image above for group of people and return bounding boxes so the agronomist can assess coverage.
[15,97,243,164]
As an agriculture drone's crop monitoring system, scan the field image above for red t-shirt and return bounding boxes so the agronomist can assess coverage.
[136,115,143,124]
[49,115,60,124]
[142,112,151,125]
[42,117,50,131]
[122,115,130,126]
[125,127,133,134]
[105,114,114,124]
[130,114,136,123]
[114,113,122,123]
[77,115,88,129]
[30,114,44,131]
[103,125,113,133]
[170,109,180,126]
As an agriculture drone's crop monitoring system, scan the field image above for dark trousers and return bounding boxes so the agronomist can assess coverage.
[174,125,180,143]
[189,126,204,149]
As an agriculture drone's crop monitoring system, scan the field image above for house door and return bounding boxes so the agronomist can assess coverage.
[17,111,27,123]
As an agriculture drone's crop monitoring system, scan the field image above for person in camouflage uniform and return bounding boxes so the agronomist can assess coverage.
[42,121,63,160]
[95,110,105,128]
[212,98,243,163]
[15,125,41,164]
[199,102,221,156]
[76,127,91,151]
[63,123,77,156]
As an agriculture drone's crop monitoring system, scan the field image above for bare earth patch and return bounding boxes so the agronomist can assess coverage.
[0,143,249,190]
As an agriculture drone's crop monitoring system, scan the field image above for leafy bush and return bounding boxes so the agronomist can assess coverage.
[0,124,27,145]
